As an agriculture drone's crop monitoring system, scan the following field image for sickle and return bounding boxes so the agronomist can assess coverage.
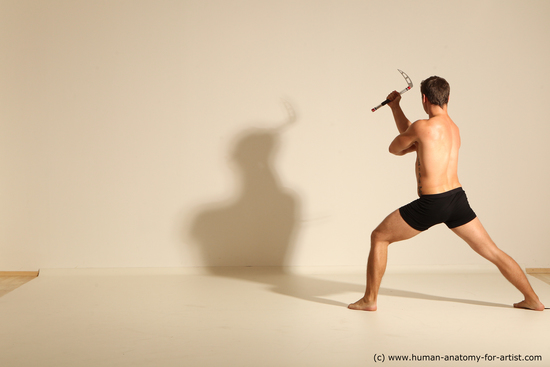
[372,69,414,112]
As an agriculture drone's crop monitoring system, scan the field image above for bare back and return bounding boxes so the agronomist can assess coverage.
[414,115,461,196]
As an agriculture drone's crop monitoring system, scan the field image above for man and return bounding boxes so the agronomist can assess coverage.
[349,76,545,311]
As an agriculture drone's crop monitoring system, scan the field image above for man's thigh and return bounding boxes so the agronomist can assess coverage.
[373,209,422,243]
[450,217,500,261]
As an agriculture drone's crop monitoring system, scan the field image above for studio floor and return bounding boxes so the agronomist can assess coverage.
[1,268,549,367]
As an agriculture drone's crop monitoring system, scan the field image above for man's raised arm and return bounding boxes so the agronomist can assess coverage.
[386,90,411,134]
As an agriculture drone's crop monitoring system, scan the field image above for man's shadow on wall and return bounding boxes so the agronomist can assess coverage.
[186,102,360,306]
[186,102,510,309]
[189,102,299,269]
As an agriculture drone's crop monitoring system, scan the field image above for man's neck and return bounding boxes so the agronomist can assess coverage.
[426,104,448,119]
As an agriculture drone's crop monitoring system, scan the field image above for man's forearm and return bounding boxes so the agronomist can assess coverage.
[390,105,411,134]
[397,143,417,156]
[389,136,417,156]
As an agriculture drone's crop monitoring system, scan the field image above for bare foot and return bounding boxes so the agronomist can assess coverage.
[348,298,377,311]
[513,299,545,311]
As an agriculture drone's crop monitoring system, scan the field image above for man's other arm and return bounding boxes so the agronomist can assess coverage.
[389,122,419,156]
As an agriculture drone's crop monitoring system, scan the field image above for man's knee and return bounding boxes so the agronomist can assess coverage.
[371,228,390,245]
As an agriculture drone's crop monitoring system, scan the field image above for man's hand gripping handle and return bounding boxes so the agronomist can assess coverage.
[371,69,413,112]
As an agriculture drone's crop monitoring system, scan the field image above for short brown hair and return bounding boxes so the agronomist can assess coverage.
[420,76,450,108]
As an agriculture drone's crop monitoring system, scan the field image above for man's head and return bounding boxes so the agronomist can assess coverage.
[420,76,450,108]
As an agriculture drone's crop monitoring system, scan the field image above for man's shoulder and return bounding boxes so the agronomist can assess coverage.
[413,116,457,144]
[410,119,431,134]
[413,116,450,129]
[411,118,430,126]
[410,118,448,140]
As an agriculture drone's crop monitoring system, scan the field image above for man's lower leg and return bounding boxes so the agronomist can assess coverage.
[348,240,389,311]
[493,251,545,311]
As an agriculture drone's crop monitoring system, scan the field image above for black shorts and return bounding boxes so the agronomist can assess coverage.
[399,187,477,231]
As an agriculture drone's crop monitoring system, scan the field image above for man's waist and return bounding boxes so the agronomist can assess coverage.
[419,186,464,198]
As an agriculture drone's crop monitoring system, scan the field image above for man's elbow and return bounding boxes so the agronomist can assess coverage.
[388,145,403,156]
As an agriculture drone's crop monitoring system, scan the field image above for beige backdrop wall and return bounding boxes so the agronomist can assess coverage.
[1,0,549,271]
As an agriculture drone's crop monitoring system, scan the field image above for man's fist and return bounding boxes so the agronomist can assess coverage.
[386,90,401,108]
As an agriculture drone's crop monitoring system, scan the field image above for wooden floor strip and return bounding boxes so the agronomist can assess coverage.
[0,271,39,277]
[0,271,39,298]
[526,268,550,274]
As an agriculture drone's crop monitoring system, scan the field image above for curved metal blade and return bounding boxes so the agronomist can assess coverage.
[398,69,413,88]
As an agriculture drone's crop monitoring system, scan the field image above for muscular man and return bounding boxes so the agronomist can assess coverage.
[349,76,545,311]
